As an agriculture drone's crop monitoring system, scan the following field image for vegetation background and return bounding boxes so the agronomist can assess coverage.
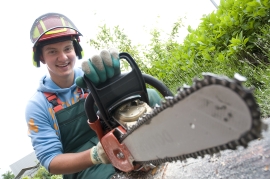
[89,0,270,118]
[2,0,270,178]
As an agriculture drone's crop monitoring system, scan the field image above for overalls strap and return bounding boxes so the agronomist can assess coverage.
[43,89,115,179]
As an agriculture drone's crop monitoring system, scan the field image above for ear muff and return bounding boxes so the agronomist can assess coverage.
[73,39,84,59]
[32,47,41,67]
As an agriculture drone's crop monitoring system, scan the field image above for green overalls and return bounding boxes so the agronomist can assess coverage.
[54,96,115,178]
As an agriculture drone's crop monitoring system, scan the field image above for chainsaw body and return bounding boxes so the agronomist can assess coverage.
[84,52,173,172]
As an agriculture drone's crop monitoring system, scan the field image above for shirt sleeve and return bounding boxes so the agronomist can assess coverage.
[25,93,63,171]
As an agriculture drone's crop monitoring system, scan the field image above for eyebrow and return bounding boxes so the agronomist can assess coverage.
[43,47,56,52]
[64,44,73,48]
[43,44,73,51]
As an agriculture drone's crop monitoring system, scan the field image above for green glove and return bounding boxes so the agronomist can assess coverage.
[76,48,120,88]
[147,88,162,107]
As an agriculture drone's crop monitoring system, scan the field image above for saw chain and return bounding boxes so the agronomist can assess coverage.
[119,72,262,166]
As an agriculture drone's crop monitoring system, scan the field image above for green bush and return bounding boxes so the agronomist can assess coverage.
[149,0,270,85]
[88,0,270,117]
[22,166,62,179]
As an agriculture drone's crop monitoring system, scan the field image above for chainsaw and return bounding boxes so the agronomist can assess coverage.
[83,52,262,172]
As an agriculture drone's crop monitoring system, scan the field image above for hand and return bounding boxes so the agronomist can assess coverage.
[90,142,111,164]
[76,48,120,88]
[147,88,162,107]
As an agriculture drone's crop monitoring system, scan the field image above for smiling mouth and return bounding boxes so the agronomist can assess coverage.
[57,63,70,67]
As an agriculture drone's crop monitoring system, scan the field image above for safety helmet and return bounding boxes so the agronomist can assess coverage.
[30,13,84,67]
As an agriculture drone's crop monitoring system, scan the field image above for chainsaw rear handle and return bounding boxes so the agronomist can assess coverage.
[84,52,173,124]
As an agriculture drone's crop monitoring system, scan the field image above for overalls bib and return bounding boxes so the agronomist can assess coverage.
[55,97,115,178]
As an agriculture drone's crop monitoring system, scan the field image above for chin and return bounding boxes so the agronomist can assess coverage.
[61,69,74,77]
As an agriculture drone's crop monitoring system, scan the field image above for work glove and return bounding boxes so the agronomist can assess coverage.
[90,142,110,164]
[76,48,120,88]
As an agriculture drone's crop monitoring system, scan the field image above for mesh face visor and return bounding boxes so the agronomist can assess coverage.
[30,12,83,47]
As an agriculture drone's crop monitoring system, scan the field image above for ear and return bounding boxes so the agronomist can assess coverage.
[40,55,45,64]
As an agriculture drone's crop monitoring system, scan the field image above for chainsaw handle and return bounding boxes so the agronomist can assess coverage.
[84,52,173,125]
[84,92,96,124]
[143,73,174,97]
[84,73,173,123]
[84,52,148,125]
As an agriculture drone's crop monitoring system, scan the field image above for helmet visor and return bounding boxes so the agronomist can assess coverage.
[30,13,82,46]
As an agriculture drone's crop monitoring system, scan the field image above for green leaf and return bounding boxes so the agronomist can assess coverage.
[243,38,249,45]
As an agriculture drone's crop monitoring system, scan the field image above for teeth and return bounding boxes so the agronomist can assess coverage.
[58,64,68,67]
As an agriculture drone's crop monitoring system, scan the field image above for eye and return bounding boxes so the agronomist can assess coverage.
[48,50,56,55]
[65,46,74,52]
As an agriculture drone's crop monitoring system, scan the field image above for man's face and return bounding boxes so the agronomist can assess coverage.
[40,40,76,80]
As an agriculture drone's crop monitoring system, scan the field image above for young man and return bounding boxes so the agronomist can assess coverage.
[26,13,161,178]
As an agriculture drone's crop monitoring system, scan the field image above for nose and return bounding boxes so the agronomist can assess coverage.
[58,51,68,61]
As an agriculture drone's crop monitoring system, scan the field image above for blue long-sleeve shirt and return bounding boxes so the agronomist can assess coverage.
[25,68,85,170]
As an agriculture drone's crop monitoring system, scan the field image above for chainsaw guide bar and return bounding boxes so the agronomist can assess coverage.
[120,73,262,166]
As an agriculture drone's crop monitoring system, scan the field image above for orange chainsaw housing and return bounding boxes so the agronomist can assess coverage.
[88,118,135,172]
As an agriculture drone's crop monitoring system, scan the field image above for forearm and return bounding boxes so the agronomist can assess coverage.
[49,149,93,174]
